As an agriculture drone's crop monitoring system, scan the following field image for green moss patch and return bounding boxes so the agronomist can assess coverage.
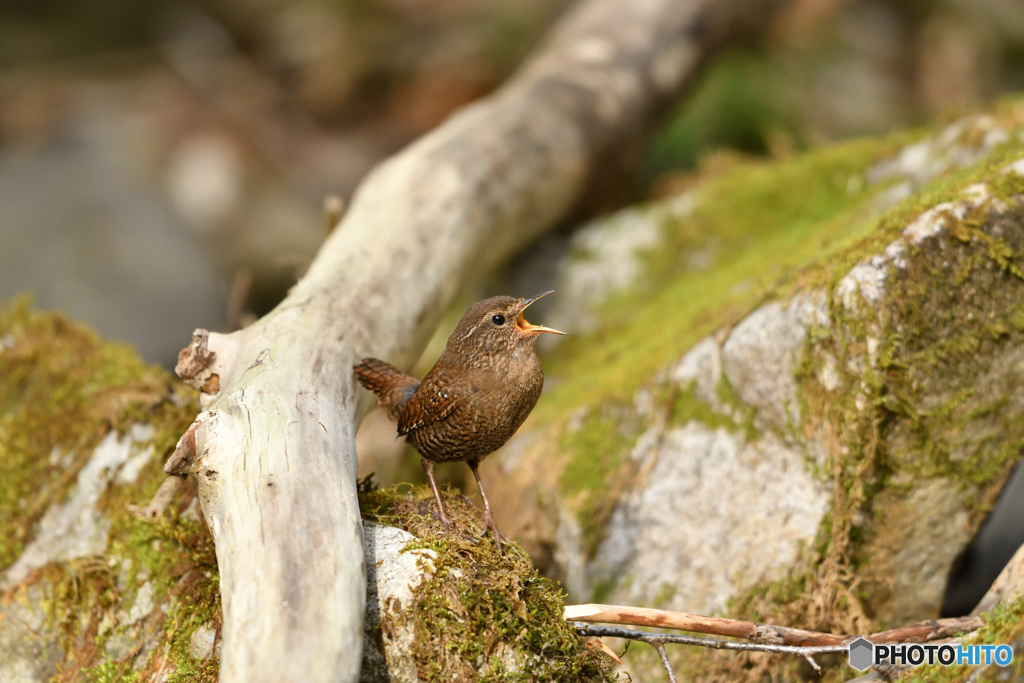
[19,502,221,683]
[360,482,613,682]
[539,102,1024,423]
[538,133,912,419]
[557,407,641,558]
[0,299,220,682]
[669,382,736,433]
[0,298,194,570]
[906,595,1024,683]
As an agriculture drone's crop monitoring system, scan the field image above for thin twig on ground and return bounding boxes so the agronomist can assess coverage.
[650,640,678,682]
[564,603,984,646]
[129,474,184,520]
[573,622,849,667]
[570,607,986,678]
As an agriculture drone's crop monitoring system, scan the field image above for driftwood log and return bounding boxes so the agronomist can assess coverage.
[159,0,790,680]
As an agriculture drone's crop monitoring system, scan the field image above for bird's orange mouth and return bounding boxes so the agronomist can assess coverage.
[516,291,567,336]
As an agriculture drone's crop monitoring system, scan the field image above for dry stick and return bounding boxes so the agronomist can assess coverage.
[651,640,678,683]
[128,475,184,520]
[564,603,984,647]
[866,617,987,644]
[572,623,850,675]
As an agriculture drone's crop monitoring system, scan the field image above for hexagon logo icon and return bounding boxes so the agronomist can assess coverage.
[848,637,874,671]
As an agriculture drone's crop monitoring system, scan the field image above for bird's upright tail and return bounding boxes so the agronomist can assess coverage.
[353,357,420,420]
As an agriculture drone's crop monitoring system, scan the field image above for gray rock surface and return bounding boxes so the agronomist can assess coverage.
[870,478,973,622]
[190,624,218,661]
[542,193,693,338]
[589,424,830,613]
[0,586,62,683]
[3,427,154,588]
[866,115,1012,193]
[721,292,828,429]
[671,336,723,406]
[360,522,437,683]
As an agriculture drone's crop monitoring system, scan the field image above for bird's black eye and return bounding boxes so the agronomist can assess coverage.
[491,314,506,326]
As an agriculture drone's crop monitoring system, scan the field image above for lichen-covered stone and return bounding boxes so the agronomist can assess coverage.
[0,302,218,683]
[0,585,62,683]
[3,429,151,587]
[360,522,437,683]
[189,624,217,661]
[486,103,1024,680]
[720,292,828,429]
[588,425,829,614]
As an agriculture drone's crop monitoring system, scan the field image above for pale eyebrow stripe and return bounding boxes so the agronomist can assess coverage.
[462,323,480,340]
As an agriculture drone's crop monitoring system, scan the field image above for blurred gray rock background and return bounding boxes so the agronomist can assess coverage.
[0,0,567,365]
[3,0,1024,366]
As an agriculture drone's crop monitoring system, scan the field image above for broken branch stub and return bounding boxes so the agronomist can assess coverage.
[164,0,791,681]
[175,329,218,393]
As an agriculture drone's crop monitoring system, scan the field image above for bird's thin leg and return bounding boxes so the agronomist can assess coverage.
[422,459,452,530]
[468,459,505,555]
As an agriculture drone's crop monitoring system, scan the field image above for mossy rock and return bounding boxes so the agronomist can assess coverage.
[0,300,220,682]
[907,594,1024,682]
[359,482,611,682]
[485,102,1024,680]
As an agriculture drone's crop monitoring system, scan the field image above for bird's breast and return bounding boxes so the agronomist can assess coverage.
[409,356,544,462]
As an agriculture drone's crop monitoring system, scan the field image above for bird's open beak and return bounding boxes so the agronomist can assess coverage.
[516,291,567,336]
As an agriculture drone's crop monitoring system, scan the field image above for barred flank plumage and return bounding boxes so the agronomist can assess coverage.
[353,357,419,421]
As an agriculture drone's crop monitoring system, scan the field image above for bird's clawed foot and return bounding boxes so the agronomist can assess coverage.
[478,509,507,555]
[426,502,480,543]
[475,511,509,542]
[430,506,453,531]
[467,460,507,556]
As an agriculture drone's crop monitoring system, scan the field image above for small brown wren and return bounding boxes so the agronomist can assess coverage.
[353,292,565,552]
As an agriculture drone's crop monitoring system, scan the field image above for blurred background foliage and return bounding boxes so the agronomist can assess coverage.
[1,0,1023,367]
